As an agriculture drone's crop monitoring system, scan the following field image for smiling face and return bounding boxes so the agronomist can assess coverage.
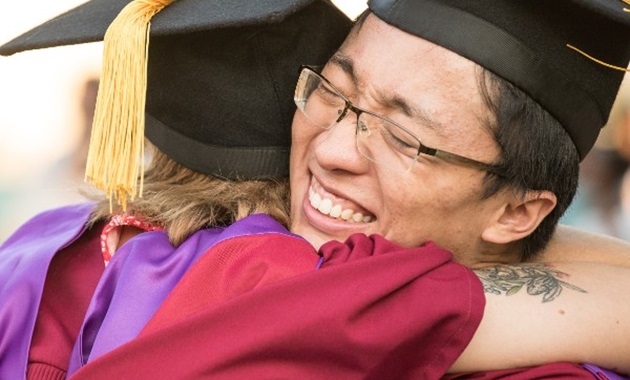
[290,14,519,266]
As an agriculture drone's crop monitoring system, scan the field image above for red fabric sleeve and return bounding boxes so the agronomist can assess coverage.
[27,223,104,380]
[70,233,484,379]
[142,232,320,332]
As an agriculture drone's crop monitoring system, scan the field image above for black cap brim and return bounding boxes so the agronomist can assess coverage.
[368,0,630,160]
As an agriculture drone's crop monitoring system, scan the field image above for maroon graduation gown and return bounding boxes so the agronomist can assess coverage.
[69,233,484,379]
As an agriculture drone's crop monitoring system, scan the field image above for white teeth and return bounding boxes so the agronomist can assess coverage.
[310,192,322,209]
[308,185,374,223]
[340,209,354,220]
[318,198,333,214]
[330,205,342,218]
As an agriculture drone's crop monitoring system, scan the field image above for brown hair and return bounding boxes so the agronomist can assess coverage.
[89,142,290,246]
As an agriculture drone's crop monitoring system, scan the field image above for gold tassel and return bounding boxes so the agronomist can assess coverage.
[566,44,630,73]
[85,0,175,211]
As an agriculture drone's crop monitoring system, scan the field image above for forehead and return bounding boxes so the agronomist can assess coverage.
[341,14,483,101]
[332,14,497,156]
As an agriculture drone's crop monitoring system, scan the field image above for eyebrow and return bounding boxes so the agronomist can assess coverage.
[329,53,444,134]
[329,54,358,87]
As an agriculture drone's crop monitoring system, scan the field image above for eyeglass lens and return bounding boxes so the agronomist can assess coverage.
[295,68,421,172]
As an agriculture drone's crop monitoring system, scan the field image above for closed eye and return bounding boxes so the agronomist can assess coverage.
[315,82,344,106]
[381,124,419,158]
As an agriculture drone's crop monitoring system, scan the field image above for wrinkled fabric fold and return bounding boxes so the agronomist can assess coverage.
[70,234,484,379]
[0,203,94,380]
[67,213,302,375]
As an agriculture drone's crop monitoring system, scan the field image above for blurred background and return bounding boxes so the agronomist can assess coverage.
[561,73,630,240]
[0,1,629,243]
[0,1,102,240]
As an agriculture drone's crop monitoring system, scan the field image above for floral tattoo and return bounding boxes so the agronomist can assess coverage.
[474,264,587,302]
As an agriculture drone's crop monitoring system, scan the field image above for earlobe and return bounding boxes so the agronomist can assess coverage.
[482,190,557,244]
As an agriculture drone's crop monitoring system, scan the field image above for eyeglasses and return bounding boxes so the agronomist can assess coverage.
[294,65,506,176]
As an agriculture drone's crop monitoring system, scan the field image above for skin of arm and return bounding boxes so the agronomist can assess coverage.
[449,261,630,375]
[538,225,630,267]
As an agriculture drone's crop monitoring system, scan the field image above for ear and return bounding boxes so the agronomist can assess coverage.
[481,190,557,244]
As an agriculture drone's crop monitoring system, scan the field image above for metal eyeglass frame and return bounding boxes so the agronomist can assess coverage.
[296,65,507,178]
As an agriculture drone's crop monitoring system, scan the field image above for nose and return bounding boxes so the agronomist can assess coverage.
[313,110,371,174]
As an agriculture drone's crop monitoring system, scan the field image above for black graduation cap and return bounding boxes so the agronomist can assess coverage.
[368,0,630,160]
[0,0,352,208]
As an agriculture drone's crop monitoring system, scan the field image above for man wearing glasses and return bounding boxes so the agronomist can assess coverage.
[290,0,630,271]
[289,0,630,376]
[2,0,630,377]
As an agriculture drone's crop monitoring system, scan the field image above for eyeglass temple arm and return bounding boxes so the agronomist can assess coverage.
[421,146,507,177]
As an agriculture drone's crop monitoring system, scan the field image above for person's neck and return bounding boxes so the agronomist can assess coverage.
[459,240,523,269]
[116,225,145,251]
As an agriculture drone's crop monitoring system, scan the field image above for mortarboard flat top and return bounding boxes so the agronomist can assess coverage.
[0,0,333,56]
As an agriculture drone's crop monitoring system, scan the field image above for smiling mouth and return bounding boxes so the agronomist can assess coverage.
[308,181,376,223]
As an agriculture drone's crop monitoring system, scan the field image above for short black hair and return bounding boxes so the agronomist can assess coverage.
[478,68,579,261]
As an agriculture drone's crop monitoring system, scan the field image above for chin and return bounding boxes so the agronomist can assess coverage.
[291,222,331,250]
